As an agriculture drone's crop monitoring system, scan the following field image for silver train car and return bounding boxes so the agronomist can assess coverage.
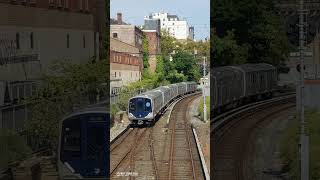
[128,82,197,125]
[212,63,277,114]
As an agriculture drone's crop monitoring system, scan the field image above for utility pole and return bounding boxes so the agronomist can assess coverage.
[298,0,309,179]
[203,56,207,122]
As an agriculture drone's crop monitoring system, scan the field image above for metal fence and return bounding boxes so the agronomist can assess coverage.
[304,64,320,79]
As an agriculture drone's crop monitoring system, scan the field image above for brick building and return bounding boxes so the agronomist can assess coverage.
[143,19,161,72]
[110,13,145,99]
[0,0,105,131]
[110,13,144,52]
[110,37,142,96]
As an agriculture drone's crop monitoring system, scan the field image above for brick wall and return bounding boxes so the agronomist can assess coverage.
[110,38,140,54]
[110,51,141,67]
[143,31,160,73]
[0,3,94,30]
[0,0,96,14]
[110,25,143,52]
[144,31,160,55]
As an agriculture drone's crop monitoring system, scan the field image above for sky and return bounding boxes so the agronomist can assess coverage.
[110,0,210,41]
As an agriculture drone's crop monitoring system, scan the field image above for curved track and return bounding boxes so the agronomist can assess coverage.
[110,93,205,179]
[166,94,204,180]
[211,95,295,180]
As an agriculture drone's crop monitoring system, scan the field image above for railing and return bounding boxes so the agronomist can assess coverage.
[0,54,39,65]
[304,64,320,79]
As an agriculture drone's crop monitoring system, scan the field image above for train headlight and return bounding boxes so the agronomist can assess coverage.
[145,113,153,118]
[128,113,135,118]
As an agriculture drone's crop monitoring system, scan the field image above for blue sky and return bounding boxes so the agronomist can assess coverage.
[110,0,210,41]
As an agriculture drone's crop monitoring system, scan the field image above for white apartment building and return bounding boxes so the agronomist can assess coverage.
[145,12,194,40]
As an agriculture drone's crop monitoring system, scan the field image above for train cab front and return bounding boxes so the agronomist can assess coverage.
[128,97,153,125]
[58,111,109,179]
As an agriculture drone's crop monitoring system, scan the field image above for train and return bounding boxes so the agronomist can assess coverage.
[128,82,198,125]
[58,101,109,179]
[212,63,278,114]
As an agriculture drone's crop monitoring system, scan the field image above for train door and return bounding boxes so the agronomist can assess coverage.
[59,113,109,179]
[81,116,108,178]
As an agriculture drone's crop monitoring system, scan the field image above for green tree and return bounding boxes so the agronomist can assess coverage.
[212,31,248,66]
[160,30,181,55]
[172,51,201,82]
[142,36,149,68]
[0,129,32,169]
[26,60,108,149]
[212,0,289,66]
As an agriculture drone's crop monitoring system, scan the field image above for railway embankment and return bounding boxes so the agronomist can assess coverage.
[189,96,210,172]
[244,106,295,180]
[110,112,130,142]
[280,110,320,179]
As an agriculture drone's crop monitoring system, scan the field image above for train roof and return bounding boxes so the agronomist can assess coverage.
[154,86,170,91]
[61,105,109,121]
[212,66,243,80]
[237,63,275,72]
[132,89,162,99]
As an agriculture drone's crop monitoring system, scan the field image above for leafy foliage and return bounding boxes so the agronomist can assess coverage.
[25,60,108,149]
[172,51,201,82]
[197,97,210,121]
[212,0,289,66]
[142,36,149,68]
[0,129,32,169]
[280,110,320,179]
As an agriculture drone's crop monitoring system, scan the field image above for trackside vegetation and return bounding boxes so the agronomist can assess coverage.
[111,30,208,120]
[197,97,210,121]
[280,110,320,179]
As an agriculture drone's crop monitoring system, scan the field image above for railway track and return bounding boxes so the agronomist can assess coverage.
[110,127,149,178]
[166,94,204,180]
[109,93,206,180]
[211,95,296,180]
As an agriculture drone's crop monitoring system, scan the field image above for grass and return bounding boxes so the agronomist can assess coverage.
[280,109,320,179]
[0,129,32,169]
[197,97,210,121]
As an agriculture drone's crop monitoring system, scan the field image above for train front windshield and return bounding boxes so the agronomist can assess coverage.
[60,113,108,178]
[129,98,152,115]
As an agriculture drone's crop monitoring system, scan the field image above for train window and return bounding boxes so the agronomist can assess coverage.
[136,98,144,112]
[129,101,135,111]
[61,119,81,160]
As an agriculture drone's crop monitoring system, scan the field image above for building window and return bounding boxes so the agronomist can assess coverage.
[115,72,116,77]
[83,35,86,48]
[79,0,83,10]
[49,0,55,6]
[16,33,20,49]
[67,34,70,48]
[85,0,89,11]
[58,0,62,8]
[30,32,34,49]
[119,72,121,77]
[64,0,69,9]
[113,33,118,38]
